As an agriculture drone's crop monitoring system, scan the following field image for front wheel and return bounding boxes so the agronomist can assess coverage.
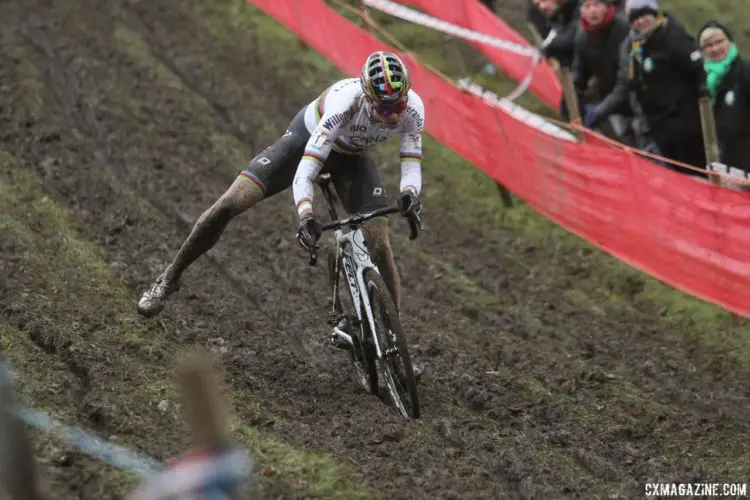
[362,268,420,419]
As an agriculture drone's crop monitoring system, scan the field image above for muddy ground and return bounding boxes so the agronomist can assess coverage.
[0,0,747,498]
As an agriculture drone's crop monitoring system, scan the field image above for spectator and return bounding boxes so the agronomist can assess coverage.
[528,0,552,40]
[535,0,580,120]
[538,0,580,69]
[572,0,632,140]
[586,0,707,176]
[698,21,750,175]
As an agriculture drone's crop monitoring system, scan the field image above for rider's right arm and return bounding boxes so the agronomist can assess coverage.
[292,93,355,219]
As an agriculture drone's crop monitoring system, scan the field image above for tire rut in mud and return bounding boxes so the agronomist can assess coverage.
[0,0,746,498]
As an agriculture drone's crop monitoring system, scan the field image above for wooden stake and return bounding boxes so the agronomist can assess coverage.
[698,96,722,185]
[558,66,582,129]
[0,357,49,500]
[176,350,231,454]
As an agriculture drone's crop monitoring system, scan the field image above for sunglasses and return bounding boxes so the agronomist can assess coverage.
[369,97,408,117]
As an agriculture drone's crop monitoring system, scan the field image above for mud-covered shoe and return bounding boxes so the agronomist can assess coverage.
[411,363,424,383]
[330,317,351,350]
[137,274,180,318]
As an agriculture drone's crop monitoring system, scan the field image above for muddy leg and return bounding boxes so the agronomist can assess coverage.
[138,178,264,317]
[164,179,264,283]
[365,218,401,312]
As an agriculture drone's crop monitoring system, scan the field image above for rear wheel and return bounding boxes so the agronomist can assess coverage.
[327,248,377,394]
[362,268,420,419]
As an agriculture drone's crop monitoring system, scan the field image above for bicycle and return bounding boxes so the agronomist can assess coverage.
[304,173,421,419]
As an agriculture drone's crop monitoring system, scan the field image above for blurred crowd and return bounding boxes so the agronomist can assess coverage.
[488,0,750,180]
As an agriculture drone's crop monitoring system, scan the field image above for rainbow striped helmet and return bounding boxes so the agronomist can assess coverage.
[360,51,411,105]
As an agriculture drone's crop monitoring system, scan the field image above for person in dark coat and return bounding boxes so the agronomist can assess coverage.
[698,21,750,175]
[535,0,580,120]
[585,0,707,176]
[573,0,633,139]
[527,0,552,39]
[538,0,580,68]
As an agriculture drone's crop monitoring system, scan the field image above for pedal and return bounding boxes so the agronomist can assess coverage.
[330,328,352,350]
[383,346,400,359]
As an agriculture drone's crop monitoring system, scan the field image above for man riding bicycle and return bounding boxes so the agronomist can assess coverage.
[137,51,425,337]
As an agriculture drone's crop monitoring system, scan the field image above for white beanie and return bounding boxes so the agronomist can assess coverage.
[626,0,659,14]
[626,0,659,21]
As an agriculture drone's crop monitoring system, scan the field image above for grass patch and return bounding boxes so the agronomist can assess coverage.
[0,25,45,119]
[659,0,750,54]
[2,323,142,494]
[114,24,187,90]
[0,152,375,498]
[209,132,252,171]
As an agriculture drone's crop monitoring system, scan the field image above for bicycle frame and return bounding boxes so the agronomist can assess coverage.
[309,173,422,418]
[330,226,386,360]
[311,172,419,362]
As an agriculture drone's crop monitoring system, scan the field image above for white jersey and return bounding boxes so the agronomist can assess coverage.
[292,78,425,217]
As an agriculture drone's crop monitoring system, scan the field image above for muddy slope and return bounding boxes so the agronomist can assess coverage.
[0,0,746,498]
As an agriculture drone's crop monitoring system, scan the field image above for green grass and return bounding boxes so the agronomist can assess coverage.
[114,24,187,90]
[0,149,375,498]
[2,323,143,494]
[659,0,750,54]
[0,25,45,119]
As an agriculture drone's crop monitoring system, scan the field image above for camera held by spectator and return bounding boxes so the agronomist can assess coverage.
[698,21,750,176]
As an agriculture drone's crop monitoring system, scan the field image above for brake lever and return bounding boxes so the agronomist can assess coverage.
[308,244,319,266]
[407,212,422,241]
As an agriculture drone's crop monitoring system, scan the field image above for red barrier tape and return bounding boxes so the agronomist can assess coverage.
[391,0,562,109]
[247,0,750,318]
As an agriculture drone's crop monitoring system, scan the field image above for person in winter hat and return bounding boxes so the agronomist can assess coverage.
[584,0,708,176]
[698,21,750,175]
[572,0,633,141]
[624,0,658,24]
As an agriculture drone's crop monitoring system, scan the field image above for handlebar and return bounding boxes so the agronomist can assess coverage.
[306,205,422,266]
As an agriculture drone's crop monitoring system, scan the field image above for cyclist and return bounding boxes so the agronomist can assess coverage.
[138,51,425,335]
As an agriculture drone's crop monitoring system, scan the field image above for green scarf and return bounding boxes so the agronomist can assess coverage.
[704,43,739,101]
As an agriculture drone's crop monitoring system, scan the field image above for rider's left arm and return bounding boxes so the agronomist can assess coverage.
[399,98,425,197]
[399,132,422,197]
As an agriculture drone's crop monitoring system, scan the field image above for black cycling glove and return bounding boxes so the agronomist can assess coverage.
[296,214,321,251]
[397,190,421,218]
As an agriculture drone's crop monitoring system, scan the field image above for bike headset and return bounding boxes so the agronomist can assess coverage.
[360,51,412,117]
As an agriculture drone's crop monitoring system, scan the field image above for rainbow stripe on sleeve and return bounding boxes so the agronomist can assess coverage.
[302,151,325,165]
[400,152,422,162]
[297,198,313,215]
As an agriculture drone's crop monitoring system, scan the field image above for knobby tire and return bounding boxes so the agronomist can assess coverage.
[363,268,420,419]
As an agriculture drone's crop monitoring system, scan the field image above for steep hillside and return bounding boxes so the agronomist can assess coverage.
[0,0,747,498]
